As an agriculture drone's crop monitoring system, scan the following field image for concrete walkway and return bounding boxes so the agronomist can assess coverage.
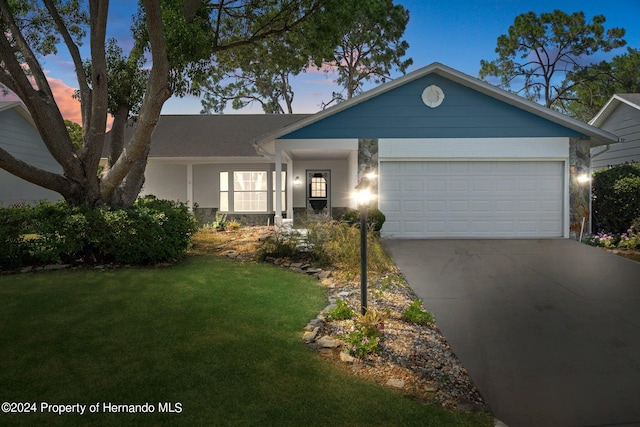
[384,239,640,427]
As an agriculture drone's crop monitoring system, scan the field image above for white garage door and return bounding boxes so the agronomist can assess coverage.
[379,161,564,238]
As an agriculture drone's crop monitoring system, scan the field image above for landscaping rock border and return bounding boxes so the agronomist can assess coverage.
[214,227,491,416]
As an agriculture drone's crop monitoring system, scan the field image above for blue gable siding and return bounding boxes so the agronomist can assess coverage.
[282,74,585,139]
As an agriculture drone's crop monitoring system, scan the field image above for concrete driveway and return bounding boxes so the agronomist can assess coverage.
[384,239,640,427]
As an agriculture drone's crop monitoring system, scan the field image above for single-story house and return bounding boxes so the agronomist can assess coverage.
[129,63,619,239]
[0,101,62,206]
[589,94,640,170]
[3,63,620,239]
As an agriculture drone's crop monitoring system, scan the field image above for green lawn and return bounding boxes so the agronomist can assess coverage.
[0,252,492,426]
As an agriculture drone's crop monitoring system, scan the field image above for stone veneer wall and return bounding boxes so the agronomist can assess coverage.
[569,137,592,239]
[292,207,351,224]
[194,208,277,227]
[358,138,379,209]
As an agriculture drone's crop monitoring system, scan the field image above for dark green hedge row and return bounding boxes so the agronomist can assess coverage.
[592,163,640,234]
[0,196,198,270]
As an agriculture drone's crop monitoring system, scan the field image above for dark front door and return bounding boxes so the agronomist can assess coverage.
[306,170,330,220]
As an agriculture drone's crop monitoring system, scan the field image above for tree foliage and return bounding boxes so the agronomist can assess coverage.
[479,10,626,110]
[592,164,640,234]
[0,0,329,208]
[199,0,412,113]
[322,0,412,107]
[198,8,341,114]
[564,47,640,122]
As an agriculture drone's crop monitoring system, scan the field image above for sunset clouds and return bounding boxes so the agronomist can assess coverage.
[47,76,82,125]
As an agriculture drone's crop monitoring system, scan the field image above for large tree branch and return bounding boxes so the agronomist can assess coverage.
[0,146,72,197]
[0,0,82,179]
[100,0,171,204]
[43,0,92,130]
[77,0,108,177]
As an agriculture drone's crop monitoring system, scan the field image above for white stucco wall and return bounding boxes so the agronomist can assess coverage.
[141,162,187,202]
[291,159,351,209]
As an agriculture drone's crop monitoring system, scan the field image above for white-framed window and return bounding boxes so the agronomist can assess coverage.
[219,170,285,213]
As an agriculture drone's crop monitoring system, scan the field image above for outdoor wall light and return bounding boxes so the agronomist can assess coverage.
[576,166,591,184]
[293,176,301,186]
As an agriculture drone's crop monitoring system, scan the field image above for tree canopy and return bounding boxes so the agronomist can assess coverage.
[479,10,626,111]
[564,47,640,122]
[0,0,333,208]
[322,0,412,107]
[199,0,412,113]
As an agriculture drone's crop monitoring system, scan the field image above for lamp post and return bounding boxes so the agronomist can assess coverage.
[359,196,368,314]
[355,170,376,315]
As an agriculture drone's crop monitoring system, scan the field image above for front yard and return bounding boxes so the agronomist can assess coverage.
[0,230,492,426]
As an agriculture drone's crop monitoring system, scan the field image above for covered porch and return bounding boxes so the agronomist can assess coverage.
[266,138,372,227]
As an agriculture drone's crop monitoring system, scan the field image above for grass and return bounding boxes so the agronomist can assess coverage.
[0,232,492,426]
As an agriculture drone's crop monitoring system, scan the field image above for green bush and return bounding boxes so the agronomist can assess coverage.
[326,298,355,321]
[367,208,386,232]
[336,308,388,358]
[0,196,198,270]
[402,300,435,325]
[341,208,386,232]
[0,205,32,269]
[593,164,640,234]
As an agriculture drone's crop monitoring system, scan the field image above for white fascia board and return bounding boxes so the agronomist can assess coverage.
[145,156,273,164]
[275,138,358,151]
[379,137,570,160]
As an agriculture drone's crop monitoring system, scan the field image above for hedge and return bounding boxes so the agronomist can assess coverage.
[592,164,640,234]
[0,196,198,271]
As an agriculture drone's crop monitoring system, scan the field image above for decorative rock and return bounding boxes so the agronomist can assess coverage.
[302,327,320,343]
[340,351,356,363]
[316,336,341,348]
[386,378,405,389]
[308,318,323,327]
[318,270,332,280]
[338,291,350,298]
[43,264,70,271]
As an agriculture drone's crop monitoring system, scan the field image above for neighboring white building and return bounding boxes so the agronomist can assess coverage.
[589,94,640,170]
[0,101,62,206]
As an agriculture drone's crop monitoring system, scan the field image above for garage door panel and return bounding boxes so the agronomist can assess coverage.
[380,161,564,238]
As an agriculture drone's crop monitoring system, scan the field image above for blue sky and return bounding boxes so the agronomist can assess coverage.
[165,0,640,115]
[9,0,640,120]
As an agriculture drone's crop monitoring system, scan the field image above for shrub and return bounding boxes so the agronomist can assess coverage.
[0,205,32,269]
[326,298,355,321]
[0,196,198,270]
[257,230,305,261]
[341,208,387,232]
[336,308,388,358]
[211,212,228,231]
[402,300,435,325]
[101,196,199,264]
[366,208,386,232]
[592,164,640,234]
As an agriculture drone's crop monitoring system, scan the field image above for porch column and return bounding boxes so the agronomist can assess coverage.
[569,137,591,239]
[275,148,283,227]
[186,163,194,212]
[285,154,294,221]
[358,138,379,208]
